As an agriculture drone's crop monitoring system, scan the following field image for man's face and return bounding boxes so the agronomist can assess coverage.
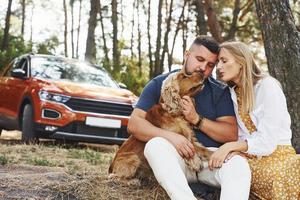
[183,44,218,78]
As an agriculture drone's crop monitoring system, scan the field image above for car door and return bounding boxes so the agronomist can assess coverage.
[0,57,30,120]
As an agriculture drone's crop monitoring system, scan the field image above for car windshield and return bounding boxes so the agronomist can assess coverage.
[31,56,119,88]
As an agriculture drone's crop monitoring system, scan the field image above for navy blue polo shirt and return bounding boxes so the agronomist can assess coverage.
[135,70,235,147]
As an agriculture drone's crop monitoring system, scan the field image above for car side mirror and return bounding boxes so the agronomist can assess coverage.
[11,69,26,79]
[118,82,127,89]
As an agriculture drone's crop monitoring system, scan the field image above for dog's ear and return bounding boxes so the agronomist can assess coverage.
[160,73,182,114]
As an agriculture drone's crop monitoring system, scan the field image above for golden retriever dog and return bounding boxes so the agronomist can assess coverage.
[108,70,213,181]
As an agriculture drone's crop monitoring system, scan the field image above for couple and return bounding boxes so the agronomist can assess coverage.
[127,35,300,200]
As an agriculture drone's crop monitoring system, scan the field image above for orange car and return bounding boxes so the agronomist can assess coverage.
[0,54,137,144]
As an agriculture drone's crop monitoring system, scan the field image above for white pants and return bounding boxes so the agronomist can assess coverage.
[144,137,251,200]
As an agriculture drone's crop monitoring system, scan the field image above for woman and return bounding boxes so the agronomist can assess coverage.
[210,41,300,199]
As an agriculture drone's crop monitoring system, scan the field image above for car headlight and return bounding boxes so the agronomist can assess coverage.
[39,90,70,103]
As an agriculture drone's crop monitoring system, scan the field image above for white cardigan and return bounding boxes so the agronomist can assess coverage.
[229,76,292,156]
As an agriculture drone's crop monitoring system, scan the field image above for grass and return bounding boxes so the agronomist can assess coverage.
[0,142,170,200]
[0,154,8,165]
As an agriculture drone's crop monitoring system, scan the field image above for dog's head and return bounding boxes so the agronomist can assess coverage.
[176,70,205,97]
[160,70,205,114]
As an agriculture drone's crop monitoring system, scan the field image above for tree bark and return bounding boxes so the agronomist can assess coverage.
[29,2,34,51]
[85,0,99,63]
[203,0,223,42]
[255,0,300,153]
[99,0,109,67]
[70,0,75,58]
[137,0,142,76]
[226,0,240,40]
[63,0,68,57]
[160,0,174,73]
[1,0,13,51]
[76,0,82,58]
[112,0,120,73]
[195,0,207,35]
[153,0,164,77]
[169,1,187,71]
[21,0,26,39]
[146,0,153,78]
[130,0,136,59]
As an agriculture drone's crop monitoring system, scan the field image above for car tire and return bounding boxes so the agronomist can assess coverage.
[22,104,38,144]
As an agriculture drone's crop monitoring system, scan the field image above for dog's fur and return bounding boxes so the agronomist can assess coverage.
[109,70,213,180]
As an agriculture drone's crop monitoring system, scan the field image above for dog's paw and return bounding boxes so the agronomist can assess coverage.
[185,156,203,172]
[107,173,119,180]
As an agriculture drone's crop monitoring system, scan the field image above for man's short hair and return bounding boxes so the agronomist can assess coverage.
[191,35,220,54]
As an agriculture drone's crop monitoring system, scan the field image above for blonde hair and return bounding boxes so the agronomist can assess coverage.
[220,41,264,113]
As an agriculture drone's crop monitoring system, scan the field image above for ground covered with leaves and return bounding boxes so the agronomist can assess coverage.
[0,137,172,200]
[0,132,258,200]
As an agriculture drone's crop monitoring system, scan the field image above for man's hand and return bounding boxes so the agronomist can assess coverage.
[181,96,199,125]
[166,132,195,159]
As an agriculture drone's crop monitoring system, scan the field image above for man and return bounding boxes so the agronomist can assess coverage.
[128,36,251,200]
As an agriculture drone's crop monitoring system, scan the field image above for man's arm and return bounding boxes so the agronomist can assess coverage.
[197,116,237,142]
[181,96,238,143]
[128,108,196,158]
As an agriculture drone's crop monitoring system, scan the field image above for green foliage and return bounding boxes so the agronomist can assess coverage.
[27,157,51,166]
[0,154,8,165]
[0,30,32,70]
[0,29,59,70]
[36,36,59,55]
[68,149,107,165]
[119,56,149,95]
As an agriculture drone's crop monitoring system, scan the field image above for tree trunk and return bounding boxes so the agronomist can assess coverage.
[1,0,13,51]
[147,0,153,78]
[85,0,99,63]
[182,1,189,57]
[153,0,163,77]
[226,0,240,40]
[112,0,120,73]
[29,2,34,51]
[120,0,124,38]
[160,0,174,73]
[70,0,75,58]
[255,0,300,153]
[99,0,109,68]
[130,0,136,59]
[63,0,68,57]
[21,0,26,39]
[169,1,187,71]
[203,0,223,42]
[195,0,207,35]
[76,0,82,58]
[137,0,142,76]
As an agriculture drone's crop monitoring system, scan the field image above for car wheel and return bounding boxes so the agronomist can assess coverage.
[22,104,38,144]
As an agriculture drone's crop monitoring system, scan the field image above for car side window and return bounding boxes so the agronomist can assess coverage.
[2,59,20,77]
[3,58,28,77]
[18,58,28,77]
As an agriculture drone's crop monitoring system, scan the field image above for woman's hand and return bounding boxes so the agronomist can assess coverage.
[181,96,199,125]
[208,144,232,170]
[166,132,195,159]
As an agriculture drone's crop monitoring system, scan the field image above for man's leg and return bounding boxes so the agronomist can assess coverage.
[196,148,251,200]
[144,137,197,200]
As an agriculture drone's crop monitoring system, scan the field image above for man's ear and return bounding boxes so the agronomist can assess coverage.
[183,50,189,61]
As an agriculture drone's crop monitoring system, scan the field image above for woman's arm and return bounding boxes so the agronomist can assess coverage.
[208,140,248,170]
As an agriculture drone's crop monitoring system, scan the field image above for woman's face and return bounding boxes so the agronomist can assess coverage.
[216,48,242,85]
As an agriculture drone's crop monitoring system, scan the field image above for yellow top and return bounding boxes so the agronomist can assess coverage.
[235,87,257,134]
